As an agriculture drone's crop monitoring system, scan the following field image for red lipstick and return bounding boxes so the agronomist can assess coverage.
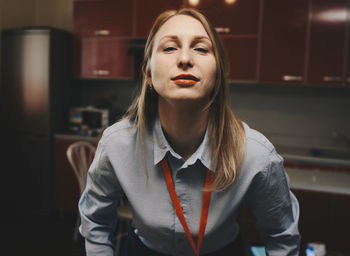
[171,74,199,86]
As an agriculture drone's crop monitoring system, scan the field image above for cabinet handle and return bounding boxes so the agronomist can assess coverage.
[322,76,342,82]
[215,27,230,34]
[282,75,303,81]
[94,30,111,36]
[93,70,110,76]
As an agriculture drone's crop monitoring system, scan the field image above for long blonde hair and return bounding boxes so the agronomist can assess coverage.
[124,8,245,191]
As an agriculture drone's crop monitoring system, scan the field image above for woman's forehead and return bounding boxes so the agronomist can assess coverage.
[155,14,210,42]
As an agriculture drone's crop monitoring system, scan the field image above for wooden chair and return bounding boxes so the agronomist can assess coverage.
[66,141,96,240]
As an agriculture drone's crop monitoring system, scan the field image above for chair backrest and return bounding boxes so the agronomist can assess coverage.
[66,141,96,194]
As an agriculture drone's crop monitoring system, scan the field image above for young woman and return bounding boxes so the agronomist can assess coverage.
[79,8,300,256]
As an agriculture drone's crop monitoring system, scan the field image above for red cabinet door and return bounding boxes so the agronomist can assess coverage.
[307,0,347,86]
[135,0,184,37]
[184,0,260,36]
[259,0,308,84]
[222,37,258,81]
[74,0,133,37]
[80,37,133,79]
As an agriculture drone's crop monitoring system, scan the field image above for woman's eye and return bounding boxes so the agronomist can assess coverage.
[164,47,177,52]
[195,47,209,53]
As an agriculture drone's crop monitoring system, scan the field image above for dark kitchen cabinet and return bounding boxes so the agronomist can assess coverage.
[74,0,133,37]
[307,0,348,86]
[184,0,260,35]
[79,37,133,79]
[5,134,52,215]
[293,189,333,248]
[222,37,258,81]
[134,0,184,37]
[259,0,309,84]
[330,193,350,253]
[293,189,350,254]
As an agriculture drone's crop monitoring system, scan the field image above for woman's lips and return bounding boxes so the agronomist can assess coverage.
[171,74,199,86]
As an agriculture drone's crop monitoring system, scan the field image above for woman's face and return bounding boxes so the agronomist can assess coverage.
[149,14,217,105]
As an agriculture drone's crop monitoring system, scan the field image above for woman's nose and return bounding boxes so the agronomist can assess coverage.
[177,49,193,69]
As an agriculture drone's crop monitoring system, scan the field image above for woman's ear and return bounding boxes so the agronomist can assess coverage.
[146,69,152,85]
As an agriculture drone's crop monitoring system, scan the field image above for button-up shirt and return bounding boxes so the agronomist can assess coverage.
[79,117,300,256]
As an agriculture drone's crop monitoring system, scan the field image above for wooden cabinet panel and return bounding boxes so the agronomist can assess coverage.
[222,37,257,81]
[293,189,333,246]
[135,0,184,37]
[329,194,350,253]
[307,0,347,86]
[293,189,350,255]
[259,0,308,84]
[184,0,260,35]
[74,0,133,37]
[80,37,133,79]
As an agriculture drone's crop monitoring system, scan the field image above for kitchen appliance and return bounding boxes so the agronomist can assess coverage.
[0,27,73,215]
[69,106,109,136]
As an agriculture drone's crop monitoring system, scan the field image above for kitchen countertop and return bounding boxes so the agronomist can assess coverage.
[276,146,350,195]
[285,167,350,195]
[277,145,350,168]
[54,133,100,143]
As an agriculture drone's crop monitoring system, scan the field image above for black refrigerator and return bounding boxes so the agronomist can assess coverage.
[0,27,73,216]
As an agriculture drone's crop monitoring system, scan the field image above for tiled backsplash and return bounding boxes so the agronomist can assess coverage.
[229,83,350,151]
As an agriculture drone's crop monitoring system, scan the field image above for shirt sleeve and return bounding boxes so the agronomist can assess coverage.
[246,151,300,256]
[78,138,124,256]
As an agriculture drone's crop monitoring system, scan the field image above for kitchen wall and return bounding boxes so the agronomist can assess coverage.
[0,0,73,31]
[0,0,73,84]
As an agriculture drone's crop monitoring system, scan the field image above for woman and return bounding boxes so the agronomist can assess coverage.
[79,8,300,256]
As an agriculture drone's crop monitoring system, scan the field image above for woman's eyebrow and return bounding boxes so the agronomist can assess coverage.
[159,35,211,43]
[159,35,179,43]
[192,36,211,44]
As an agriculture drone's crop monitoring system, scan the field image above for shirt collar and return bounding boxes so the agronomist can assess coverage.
[152,116,216,172]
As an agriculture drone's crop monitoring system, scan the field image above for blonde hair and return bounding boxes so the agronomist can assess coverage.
[124,8,245,191]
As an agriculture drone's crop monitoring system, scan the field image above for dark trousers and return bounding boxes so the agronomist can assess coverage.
[122,229,247,256]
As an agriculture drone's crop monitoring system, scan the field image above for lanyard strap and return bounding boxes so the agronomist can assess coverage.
[161,157,213,256]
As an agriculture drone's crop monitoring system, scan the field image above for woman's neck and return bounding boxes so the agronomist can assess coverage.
[158,98,209,161]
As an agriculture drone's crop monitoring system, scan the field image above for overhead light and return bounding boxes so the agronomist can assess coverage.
[188,0,200,7]
[225,0,237,5]
[314,8,347,23]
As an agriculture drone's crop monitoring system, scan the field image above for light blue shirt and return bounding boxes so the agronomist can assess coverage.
[79,117,300,256]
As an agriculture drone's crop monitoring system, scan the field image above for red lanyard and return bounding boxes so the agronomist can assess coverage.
[161,157,213,256]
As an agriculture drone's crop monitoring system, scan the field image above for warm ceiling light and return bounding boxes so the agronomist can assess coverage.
[314,8,347,23]
[188,0,200,7]
[225,0,237,5]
